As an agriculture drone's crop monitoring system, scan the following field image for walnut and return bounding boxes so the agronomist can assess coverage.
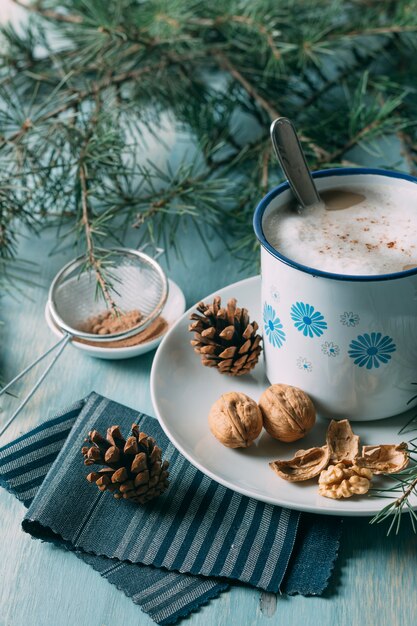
[259,384,316,443]
[270,446,330,482]
[318,463,372,499]
[208,391,263,448]
[357,443,409,474]
[326,419,360,464]
[267,412,407,501]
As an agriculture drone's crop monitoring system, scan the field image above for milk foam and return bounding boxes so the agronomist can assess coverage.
[262,180,417,275]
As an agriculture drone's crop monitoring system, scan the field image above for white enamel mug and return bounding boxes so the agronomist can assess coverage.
[253,168,417,420]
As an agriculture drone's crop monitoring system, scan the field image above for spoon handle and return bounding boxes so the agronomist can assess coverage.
[270,117,322,209]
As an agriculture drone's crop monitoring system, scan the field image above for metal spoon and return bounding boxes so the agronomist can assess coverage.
[270,117,322,210]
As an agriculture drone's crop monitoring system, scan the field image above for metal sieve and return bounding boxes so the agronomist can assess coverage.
[48,248,168,341]
[0,248,168,438]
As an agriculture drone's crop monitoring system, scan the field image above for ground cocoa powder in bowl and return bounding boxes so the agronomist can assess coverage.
[77,309,168,348]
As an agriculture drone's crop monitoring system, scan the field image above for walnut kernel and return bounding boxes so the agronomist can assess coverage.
[318,463,372,499]
[208,391,263,448]
[259,384,316,443]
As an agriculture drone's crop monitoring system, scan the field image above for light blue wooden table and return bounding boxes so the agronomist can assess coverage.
[1,211,417,626]
[1,0,417,622]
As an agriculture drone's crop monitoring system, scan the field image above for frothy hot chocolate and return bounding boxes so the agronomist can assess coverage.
[262,180,417,275]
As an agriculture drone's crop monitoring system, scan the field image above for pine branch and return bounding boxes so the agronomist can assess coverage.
[79,162,119,315]
[325,118,384,163]
[393,475,417,509]
[216,53,281,121]
[339,25,417,38]
[370,467,417,535]
[370,406,417,534]
[72,94,120,314]
[299,35,397,110]
[0,54,199,148]
[11,0,83,24]
[260,144,271,195]
[399,131,417,175]
[190,14,282,61]
[2,0,417,301]
[215,53,328,160]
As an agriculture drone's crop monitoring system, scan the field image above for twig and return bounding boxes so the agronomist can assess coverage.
[17,3,281,61]
[216,53,328,161]
[190,15,281,60]
[260,145,271,194]
[11,0,83,24]
[399,131,417,176]
[78,96,120,314]
[215,52,281,121]
[392,475,417,511]
[132,199,167,229]
[0,54,199,148]
[300,36,396,110]
[322,118,383,164]
[228,15,281,60]
[79,163,119,314]
[131,173,206,228]
[193,14,417,49]
[336,25,417,39]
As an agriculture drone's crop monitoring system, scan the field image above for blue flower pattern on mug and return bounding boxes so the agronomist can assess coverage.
[263,303,286,348]
[297,357,312,372]
[270,284,280,302]
[291,301,327,338]
[340,311,360,327]
[348,332,396,369]
[321,341,340,357]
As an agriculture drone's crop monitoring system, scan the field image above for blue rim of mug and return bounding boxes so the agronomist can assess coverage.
[253,167,417,282]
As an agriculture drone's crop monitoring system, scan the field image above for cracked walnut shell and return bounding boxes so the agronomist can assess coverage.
[208,391,263,448]
[357,443,409,474]
[326,419,360,464]
[259,384,316,443]
[318,463,372,499]
[270,446,330,482]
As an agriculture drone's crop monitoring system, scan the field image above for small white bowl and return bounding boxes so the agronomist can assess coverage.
[44,278,186,360]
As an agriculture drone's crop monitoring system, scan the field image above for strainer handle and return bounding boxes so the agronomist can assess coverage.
[0,334,69,398]
[0,334,71,439]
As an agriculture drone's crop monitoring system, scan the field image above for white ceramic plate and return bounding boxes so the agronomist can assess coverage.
[151,275,417,516]
[45,278,186,360]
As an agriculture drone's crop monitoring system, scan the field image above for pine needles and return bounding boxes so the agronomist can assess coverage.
[370,401,417,535]
[1,0,417,279]
[0,0,416,299]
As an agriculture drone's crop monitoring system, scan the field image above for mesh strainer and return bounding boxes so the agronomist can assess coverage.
[48,248,168,341]
[0,248,168,438]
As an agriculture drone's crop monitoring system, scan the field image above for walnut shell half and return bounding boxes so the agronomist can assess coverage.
[270,446,330,482]
[208,391,263,448]
[259,384,316,443]
[326,419,360,464]
[357,443,409,474]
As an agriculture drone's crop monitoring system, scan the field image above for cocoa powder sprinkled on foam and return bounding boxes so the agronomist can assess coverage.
[263,180,417,275]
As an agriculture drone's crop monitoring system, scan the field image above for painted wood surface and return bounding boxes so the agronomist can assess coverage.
[0,2,415,614]
[1,221,417,626]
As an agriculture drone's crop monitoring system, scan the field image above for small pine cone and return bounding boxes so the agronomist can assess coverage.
[188,296,262,376]
[82,424,169,504]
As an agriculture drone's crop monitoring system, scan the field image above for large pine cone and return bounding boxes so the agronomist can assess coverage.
[82,424,169,504]
[189,296,262,376]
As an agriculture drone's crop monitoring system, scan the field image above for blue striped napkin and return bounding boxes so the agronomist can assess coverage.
[0,392,342,624]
